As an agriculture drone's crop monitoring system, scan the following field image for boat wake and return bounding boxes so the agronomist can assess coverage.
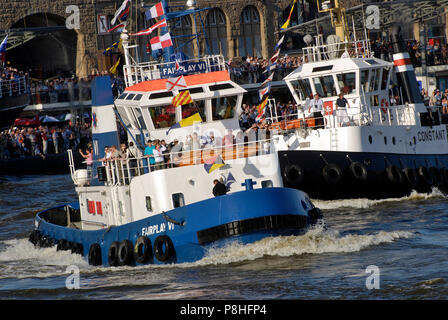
[0,223,413,278]
[312,188,446,210]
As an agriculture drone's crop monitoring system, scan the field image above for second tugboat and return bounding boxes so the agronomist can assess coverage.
[270,2,448,200]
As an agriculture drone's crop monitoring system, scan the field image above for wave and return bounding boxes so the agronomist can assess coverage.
[313,188,446,210]
[0,224,414,278]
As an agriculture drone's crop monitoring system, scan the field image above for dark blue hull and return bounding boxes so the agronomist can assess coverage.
[279,150,448,200]
[30,187,321,266]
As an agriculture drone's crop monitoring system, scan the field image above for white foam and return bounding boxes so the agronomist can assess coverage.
[313,187,446,210]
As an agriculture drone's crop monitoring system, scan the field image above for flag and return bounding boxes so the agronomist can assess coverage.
[225,172,236,191]
[175,59,181,71]
[270,49,280,65]
[119,7,129,22]
[263,61,277,74]
[166,112,202,134]
[146,1,165,20]
[0,35,7,62]
[103,39,122,54]
[109,57,121,75]
[172,90,193,106]
[150,32,173,51]
[130,19,167,36]
[261,73,274,87]
[111,0,129,25]
[255,96,268,122]
[274,35,285,51]
[108,22,126,33]
[281,0,298,29]
[204,154,225,174]
[259,82,271,101]
[165,75,187,91]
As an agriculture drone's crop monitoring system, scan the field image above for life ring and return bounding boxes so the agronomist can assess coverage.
[283,164,304,186]
[322,163,342,185]
[118,240,134,266]
[403,168,418,187]
[417,166,433,186]
[134,236,152,264]
[381,98,389,113]
[108,241,120,266]
[153,235,175,262]
[386,165,403,184]
[429,167,443,186]
[348,161,368,181]
[88,243,102,266]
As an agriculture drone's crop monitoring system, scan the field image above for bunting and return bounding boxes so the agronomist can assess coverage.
[204,155,225,174]
[103,39,122,55]
[255,96,269,122]
[111,0,129,25]
[130,19,167,36]
[166,112,202,134]
[166,75,187,91]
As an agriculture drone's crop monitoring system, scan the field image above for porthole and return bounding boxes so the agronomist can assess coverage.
[413,136,416,145]
[384,136,387,144]
[392,136,396,145]
[368,135,373,144]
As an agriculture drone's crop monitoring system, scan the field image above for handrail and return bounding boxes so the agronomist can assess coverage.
[123,55,227,87]
[302,39,372,63]
[0,76,28,99]
[85,138,274,186]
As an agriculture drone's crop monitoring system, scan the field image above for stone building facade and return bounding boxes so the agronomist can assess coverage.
[0,0,343,78]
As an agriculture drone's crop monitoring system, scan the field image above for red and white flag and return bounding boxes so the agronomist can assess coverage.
[111,0,129,25]
[150,32,173,51]
[165,75,187,91]
[130,19,167,36]
[146,2,165,20]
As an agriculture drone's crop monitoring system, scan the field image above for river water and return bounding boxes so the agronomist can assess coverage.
[0,174,447,300]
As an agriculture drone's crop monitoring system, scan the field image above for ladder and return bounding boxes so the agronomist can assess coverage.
[329,128,338,151]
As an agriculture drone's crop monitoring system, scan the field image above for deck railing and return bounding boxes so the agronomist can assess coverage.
[123,55,227,87]
[74,138,273,186]
[302,39,372,63]
[0,76,28,99]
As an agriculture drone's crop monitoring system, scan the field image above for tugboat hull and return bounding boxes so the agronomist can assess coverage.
[30,187,322,266]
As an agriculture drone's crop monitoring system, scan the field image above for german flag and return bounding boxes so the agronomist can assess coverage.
[172,90,193,107]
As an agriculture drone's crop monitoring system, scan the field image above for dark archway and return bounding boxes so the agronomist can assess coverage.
[9,13,77,80]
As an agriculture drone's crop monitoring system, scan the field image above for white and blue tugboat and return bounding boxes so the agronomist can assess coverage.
[28,3,321,265]
[271,3,448,200]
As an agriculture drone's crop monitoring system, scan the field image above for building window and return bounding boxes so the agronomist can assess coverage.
[172,193,185,208]
[205,8,227,57]
[239,6,262,58]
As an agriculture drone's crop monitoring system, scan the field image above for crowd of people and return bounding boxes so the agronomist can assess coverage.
[421,87,448,114]
[0,66,28,98]
[30,72,125,105]
[0,122,92,160]
[228,55,302,84]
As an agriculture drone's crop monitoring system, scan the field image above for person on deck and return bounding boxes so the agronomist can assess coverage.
[308,93,324,129]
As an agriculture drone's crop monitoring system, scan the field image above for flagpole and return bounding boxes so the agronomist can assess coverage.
[160,0,174,62]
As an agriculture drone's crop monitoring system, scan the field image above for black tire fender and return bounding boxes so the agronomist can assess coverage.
[134,236,152,264]
[118,240,134,266]
[322,163,342,185]
[153,235,174,262]
[386,165,403,184]
[283,164,304,186]
[108,241,120,266]
[349,161,367,181]
[88,243,102,266]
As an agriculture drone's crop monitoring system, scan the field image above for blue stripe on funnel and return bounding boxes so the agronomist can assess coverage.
[92,76,114,107]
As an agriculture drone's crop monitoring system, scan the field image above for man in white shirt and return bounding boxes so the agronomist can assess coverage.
[307,93,324,129]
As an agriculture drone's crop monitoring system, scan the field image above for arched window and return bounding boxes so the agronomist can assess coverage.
[169,15,193,58]
[205,8,227,57]
[239,6,261,58]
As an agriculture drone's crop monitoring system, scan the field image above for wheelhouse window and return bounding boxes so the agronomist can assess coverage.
[291,79,312,100]
[313,75,336,97]
[369,69,380,92]
[360,70,370,93]
[336,72,356,94]
[381,67,390,90]
[211,96,236,120]
[116,106,132,128]
[181,100,206,122]
[150,105,176,129]
[133,107,147,130]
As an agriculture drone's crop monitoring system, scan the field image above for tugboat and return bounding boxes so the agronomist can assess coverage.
[270,3,448,200]
[28,4,322,266]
